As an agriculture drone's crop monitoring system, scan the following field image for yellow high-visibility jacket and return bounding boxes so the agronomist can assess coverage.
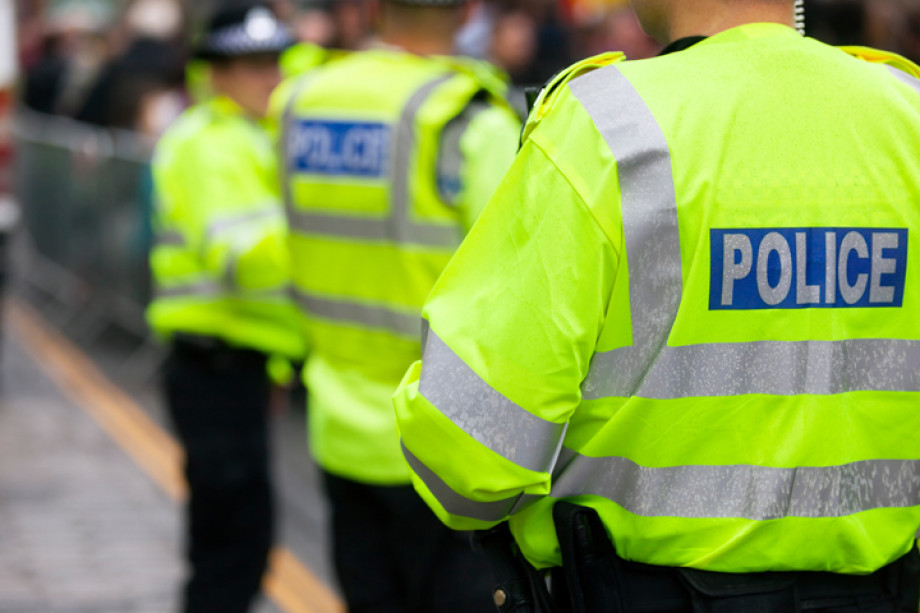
[395,24,920,574]
[148,95,305,361]
[273,48,522,484]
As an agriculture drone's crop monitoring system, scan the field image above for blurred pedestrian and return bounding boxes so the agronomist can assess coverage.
[75,0,186,133]
[395,0,920,611]
[273,0,522,610]
[146,3,304,612]
[22,4,109,116]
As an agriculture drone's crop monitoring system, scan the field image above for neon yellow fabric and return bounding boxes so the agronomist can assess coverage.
[395,24,920,573]
[280,42,350,79]
[147,95,306,360]
[274,48,521,483]
[839,46,920,78]
[522,51,626,142]
[184,60,212,104]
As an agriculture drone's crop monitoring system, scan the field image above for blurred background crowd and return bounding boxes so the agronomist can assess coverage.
[5,0,920,369]
[2,3,918,609]
[16,0,920,139]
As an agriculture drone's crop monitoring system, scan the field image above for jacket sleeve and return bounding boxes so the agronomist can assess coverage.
[393,119,621,530]
[162,124,291,293]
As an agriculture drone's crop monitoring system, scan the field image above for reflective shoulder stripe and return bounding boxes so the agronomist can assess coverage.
[282,74,315,219]
[569,65,683,397]
[285,73,463,249]
[550,452,920,520]
[523,52,626,144]
[886,64,920,96]
[402,441,536,522]
[390,73,455,218]
[418,327,567,473]
[206,206,284,241]
[293,289,422,340]
[571,60,920,401]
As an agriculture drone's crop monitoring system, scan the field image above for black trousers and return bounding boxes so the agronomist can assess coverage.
[551,500,920,613]
[323,471,495,613]
[551,551,920,613]
[164,339,273,613]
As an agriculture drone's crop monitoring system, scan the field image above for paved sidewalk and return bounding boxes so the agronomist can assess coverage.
[0,332,184,612]
[0,308,289,613]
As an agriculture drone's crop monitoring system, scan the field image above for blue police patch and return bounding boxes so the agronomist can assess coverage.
[710,228,908,310]
[289,119,390,178]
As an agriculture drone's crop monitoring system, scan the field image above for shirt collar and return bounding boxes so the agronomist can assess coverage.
[659,36,707,55]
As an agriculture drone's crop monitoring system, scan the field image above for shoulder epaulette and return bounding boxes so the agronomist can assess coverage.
[839,46,920,79]
[522,51,626,143]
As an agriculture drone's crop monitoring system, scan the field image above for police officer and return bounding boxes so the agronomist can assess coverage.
[147,4,304,612]
[393,0,920,611]
[272,0,521,611]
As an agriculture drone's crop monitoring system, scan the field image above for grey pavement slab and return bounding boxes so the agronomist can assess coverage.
[0,327,289,613]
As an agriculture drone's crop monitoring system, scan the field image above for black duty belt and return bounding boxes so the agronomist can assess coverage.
[170,333,267,370]
[551,501,920,613]
[477,504,920,613]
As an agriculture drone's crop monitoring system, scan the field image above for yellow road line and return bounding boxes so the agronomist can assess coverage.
[7,298,345,613]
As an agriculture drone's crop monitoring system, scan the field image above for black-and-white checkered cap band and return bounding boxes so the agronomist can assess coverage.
[197,8,295,58]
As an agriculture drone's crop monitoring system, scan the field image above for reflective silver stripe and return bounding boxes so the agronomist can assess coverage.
[206,207,283,241]
[289,211,459,247]
[569,66,684,398]
[402,442,534,522]
[155,230,186,247]
[286,75,462,249]
[419,328,568,473]
[886,65,920,96]
[293,289,421,339]
[155,279,289,301]
[390,74,462,247]
[251,287,295,301]
[154,280,223,299]
[288,214,389,241]
[282,74,315,221]
[584,338,920,399]
[224,252,237,288]
[550,452,920,520]
[572,64,920,400]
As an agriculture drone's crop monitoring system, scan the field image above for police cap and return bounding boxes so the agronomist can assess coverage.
[195,2,295,61]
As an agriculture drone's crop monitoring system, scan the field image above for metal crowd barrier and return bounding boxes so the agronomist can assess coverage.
[12,108,163,376]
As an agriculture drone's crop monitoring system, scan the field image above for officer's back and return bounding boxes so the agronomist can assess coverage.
[273,1,522,611]
[528,18,920,572]
[393,2,920,611]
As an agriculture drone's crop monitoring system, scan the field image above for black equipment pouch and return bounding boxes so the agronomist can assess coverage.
[677,567,797,613]
[475,523,562,613]
[551,501,920,613]
[552,501,624,613]
[553,502,799,613]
